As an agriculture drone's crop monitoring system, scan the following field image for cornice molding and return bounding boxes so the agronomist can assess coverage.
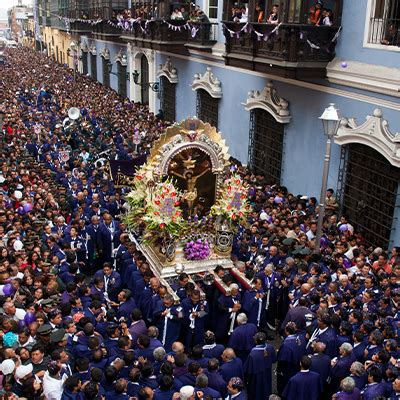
[335,108,400,167]
[242,80,291,124]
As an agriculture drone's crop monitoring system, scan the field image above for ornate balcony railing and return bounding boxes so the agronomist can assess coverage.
[223,22,341,79]
[120,19,217,53]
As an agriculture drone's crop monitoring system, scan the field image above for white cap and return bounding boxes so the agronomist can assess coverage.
[15,363,33,380]
[180,386,195,400]
[0,359,15,375]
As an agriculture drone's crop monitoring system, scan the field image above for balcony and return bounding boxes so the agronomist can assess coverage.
[223,22,341,79]
[121,19,217,54]
[91,20,122,39]
[69,20,93,34]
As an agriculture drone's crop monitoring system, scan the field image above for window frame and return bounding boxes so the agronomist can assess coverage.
[363,0,400,52]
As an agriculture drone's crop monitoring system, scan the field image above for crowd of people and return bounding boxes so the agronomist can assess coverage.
[0,46,399,400]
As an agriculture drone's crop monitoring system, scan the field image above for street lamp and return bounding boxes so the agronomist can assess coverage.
[315,103,341,253]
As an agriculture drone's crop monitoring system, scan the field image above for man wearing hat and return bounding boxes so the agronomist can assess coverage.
[13,363,41,398]
[36,323,53,350]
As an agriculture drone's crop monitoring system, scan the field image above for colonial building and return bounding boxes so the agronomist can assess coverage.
[35,0,400,248]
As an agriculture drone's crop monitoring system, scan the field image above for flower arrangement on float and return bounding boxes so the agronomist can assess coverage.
[125,167,149,228]
[184,235,211,261]
[126,166,184,243]
[142,180,184,240]
[210,172,250,224]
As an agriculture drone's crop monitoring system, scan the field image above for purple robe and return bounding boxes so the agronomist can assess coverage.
[228,323,258,364]
[244,344,276,399]
[282,370,322,400]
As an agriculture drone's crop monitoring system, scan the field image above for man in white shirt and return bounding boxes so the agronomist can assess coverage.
[43,361,67,400]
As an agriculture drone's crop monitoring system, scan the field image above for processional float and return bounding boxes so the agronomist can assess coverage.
[125,117,254,300]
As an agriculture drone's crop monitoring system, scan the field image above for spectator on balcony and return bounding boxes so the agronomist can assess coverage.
[181,7,189,20]
[321,9,333,26]
[197,11,210,24]
[309,1,323,25]
[381,24,400,46]
[231,7,242,22]
[255,4,265,23]
[171,8,184,20]
[267,4,279,25]
[233,7,248,23]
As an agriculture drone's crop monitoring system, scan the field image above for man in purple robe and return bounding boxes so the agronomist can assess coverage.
[282,355,322,400]
[216,284,241,343]
[277,322,307,394]
[228,313,258,364]
[243,332,276,399]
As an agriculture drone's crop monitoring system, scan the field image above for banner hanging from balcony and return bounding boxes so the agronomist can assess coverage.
[303,26,342,53]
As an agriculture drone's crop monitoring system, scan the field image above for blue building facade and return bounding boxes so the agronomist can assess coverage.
[40,0,400,248]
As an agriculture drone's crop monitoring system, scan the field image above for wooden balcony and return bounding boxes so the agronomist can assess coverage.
[121,20,217,54]
[91,20,122,40]
[223,22,341,79]
[69,20,93,34]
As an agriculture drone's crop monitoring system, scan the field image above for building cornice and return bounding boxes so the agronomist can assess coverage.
[327,59,400,98]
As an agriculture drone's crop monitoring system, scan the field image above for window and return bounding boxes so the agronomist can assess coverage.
[206,0,219,20]
[340,143,400,248]
[365,0,400,47]
[248,109,284,184]
[91,54,97,80]
[140,54,149,105]
[160,76,176,122]
[102,58,110,87]
[117,62,127,99]
[196,89,219,129]
[82,51,88,75]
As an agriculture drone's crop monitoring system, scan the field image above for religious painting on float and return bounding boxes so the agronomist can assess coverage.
[167,147,216,218]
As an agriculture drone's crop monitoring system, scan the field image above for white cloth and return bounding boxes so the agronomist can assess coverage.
[43,371,66,400]
[228,300,238,335]
[189,305,198,329]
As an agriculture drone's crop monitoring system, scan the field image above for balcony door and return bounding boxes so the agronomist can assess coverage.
[205,0,219,21]
[140,54,149,105]
[248,108,284,184]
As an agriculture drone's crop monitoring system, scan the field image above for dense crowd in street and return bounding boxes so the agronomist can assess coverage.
[0,47,399,400]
